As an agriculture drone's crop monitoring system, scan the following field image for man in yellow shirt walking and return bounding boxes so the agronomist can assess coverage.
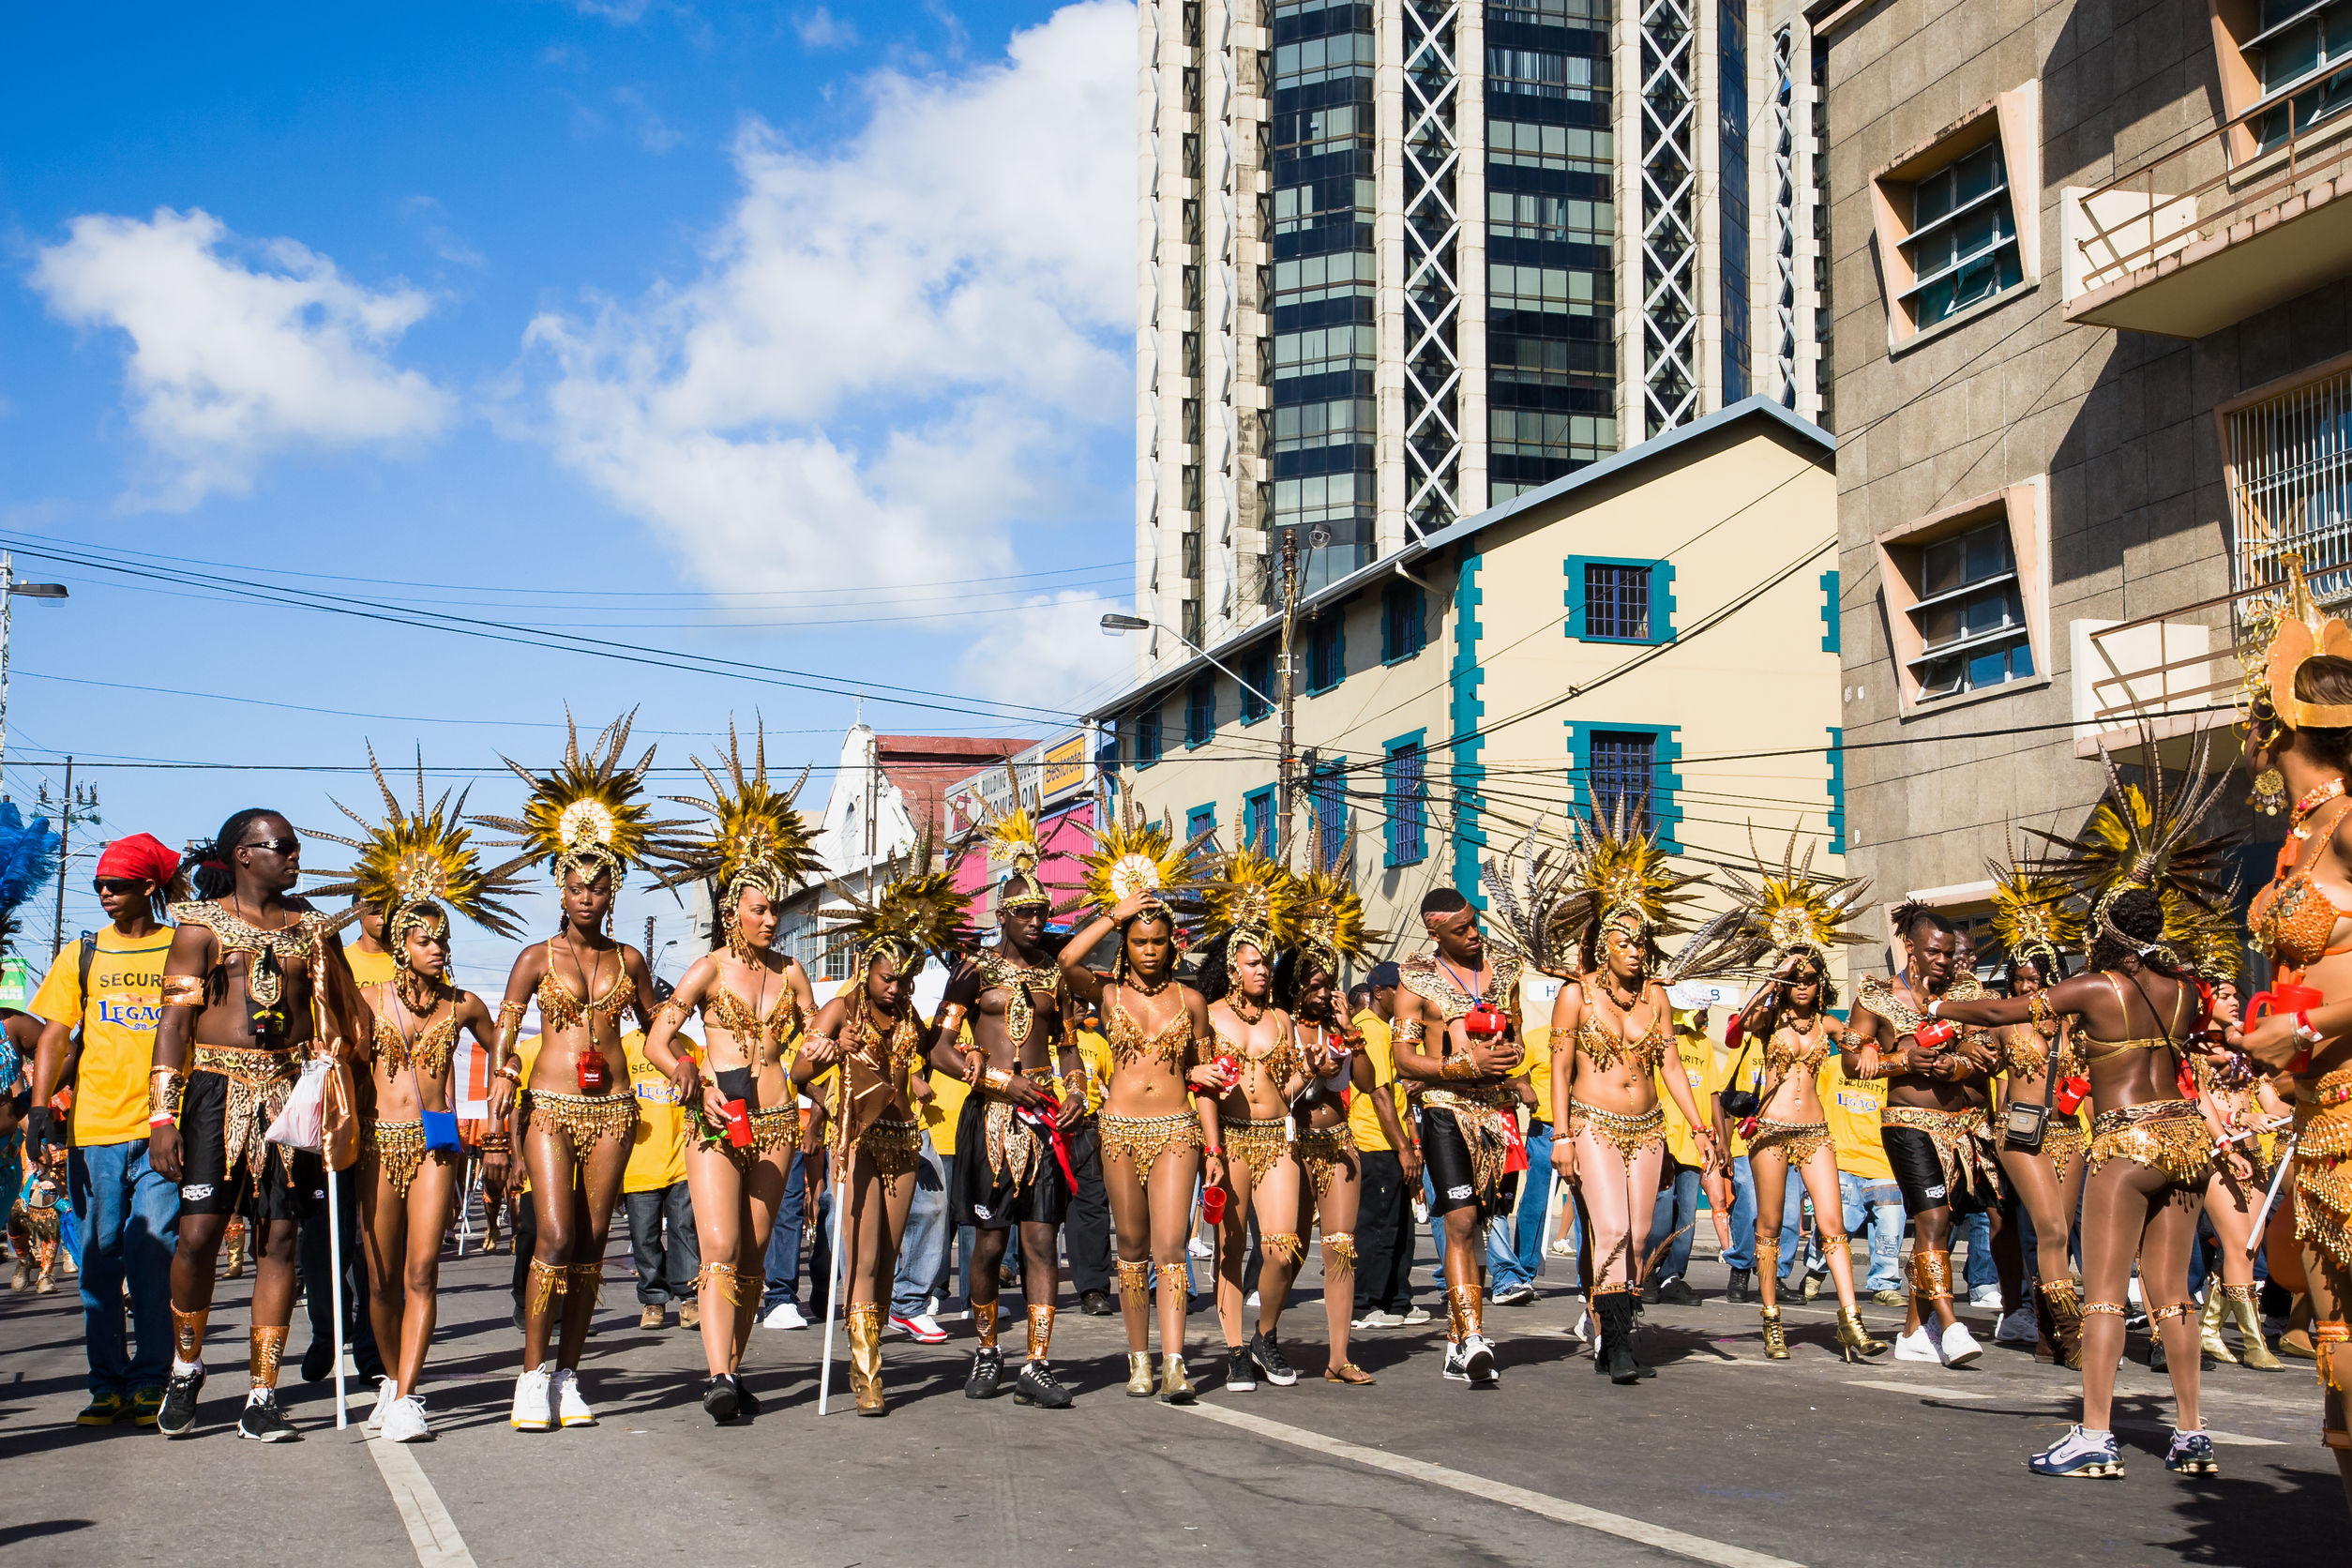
[1820,1047,1907,1304]
[624,1021,699,1330]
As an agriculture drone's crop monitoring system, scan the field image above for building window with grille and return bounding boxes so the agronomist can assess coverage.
[1868,92,2040,345]
[1306,616,1345,692]
[1306,758,1347,866]
[1240,644,1274,723]
[1588,731,1656,829]
[1244,786,1276,852]
[1384,734,1426,867]
[1187,804,1217,844]
[1381,582,1426,662]
[1184,676,1215,747]
[1136,708,1163,767]
[1571,557,1670,644]
[1907,520,2031,701]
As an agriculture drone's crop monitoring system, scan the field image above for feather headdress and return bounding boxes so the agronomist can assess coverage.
[0,802,60,957]
[1719,822,1871,966]
[2023,724,2238,949]
[2167,890,2245,983]
[310,748,535,942]
[1481,819,1588,978]
[819,828,975,983]
[979,803,1051,913]
[1292,822,1384,976]
[649,719,823,917]
[1983,825,2081,979]
[472,708,691,886]
[1076,794,1202,915]
[1200,840,1301,962]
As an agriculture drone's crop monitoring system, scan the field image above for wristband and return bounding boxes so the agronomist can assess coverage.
[2298,1011,2326,1045]
[149,1112,177,1129]
[1201,1145,1223,1157]
[983,1066,1015,1093]
[1926,998,1944,1018]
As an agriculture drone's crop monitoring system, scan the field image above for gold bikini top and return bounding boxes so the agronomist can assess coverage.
[1575,990,1672,1074]
[2250,799,2352,972]
[1108,997,1192,1072]
[2000,1021,2082,1081]
[844,1006,922,1084]
[374,1004,461,1080]
[701,974,800,1063]
[1215,1006,1302,1081]
[1765,1018,1832,1076]
[536,941,635,1033]
[2079,972,2189,1062]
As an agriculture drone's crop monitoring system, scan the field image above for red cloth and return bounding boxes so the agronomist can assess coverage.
[95,833,179,885]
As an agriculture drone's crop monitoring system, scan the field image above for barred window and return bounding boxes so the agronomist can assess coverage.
[1583,563,1651,641]
[1589,731,1655,829]
[1385,741,1426,866]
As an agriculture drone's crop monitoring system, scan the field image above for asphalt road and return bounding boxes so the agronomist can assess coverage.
[1,1238,2341,1568]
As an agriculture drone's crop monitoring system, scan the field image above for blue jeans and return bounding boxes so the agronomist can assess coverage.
[1962,1210,1998,1293]
[891,1135,949,1319]
[68,1139,179,1395]
[761,1148,807,1313]
[1725,1154,1803,1277]
[1839,1172,1907,1293]
[1646,1162,1704,1283]
[1486,1123,1555,1293]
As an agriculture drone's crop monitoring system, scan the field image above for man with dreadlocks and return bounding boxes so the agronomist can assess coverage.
[932,806,1091,1409]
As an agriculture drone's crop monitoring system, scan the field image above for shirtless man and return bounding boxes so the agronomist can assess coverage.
[1390,887,1524,1386]
[932,881,1087,1408]
[147,809,369,1440]
[1843,905,2005,1368]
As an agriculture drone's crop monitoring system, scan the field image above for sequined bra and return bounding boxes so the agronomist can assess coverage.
[536,941,635,1033]
[2250,799,2352,972]
[1765,1018,1832,1076]
[374,1005,461,1079]
[1574,993,1672,1074]
[1108,998,1192,1071]
[701,975,799,1063]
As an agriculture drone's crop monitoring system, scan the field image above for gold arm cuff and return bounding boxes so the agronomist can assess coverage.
[160,974,206,1008]
[654,998,688,1031]
[1439,1054,1481,1081]
[1393,1020,1426,1046]
[148,1067,188,1122]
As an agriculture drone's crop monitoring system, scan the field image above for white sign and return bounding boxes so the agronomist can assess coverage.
[1666,981,1746,1011]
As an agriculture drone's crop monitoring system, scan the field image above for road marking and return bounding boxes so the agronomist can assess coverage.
[1176,1402,1807,1568]
[366,1433,479,1568]
[1844,1379,1993,1398]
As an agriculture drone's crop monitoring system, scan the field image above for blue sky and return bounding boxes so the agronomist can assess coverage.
[0,0,1138,972]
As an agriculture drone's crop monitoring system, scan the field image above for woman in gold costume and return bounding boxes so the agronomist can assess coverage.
[789,837,968,1415]
[1934,731,2235,1480]
[1488,809,1743,1384]
[1719,830,1885,1364]
[1980,843,2092,1368]
[1057,805,1221,1403]
[475,712,682,1433]
[642,724,822,1423]
[313,756,528,1442]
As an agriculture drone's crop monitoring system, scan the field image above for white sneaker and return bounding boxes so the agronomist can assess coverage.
[1351,1309,1403,1329]
[380,1393,431,1443]
[1565,1310,1591,1345]
[1968,1284,2002,1308]
[1995,1306,2038,1345]
[552,1367,596,1427]
[1892,1327,1942,1363]
[1187,1237,1213,1259]
[761,1301,808,1331]
[1398,1304,1433,1325]
[1939,1320,1983,1367]
[1546,1238,1576,1258]
[364,1378,395,1433]
[509,1364,554,1431]
[1460,1333,1499,1385]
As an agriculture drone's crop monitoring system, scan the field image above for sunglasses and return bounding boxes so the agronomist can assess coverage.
[94,879,147,896]
[238,837,300,855]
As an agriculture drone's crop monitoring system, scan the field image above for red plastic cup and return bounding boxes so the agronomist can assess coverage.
[2248,983,2325,1024]
[1914,1018,1958,1052]
[1201,1184,1228,1226]
[1214,1053,1240,1091]
[1463,1002,1506,1042]
[2055,1076,2090,1115]
[720,1098,753,1149]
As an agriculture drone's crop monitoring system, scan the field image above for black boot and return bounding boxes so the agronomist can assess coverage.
[1600,1294,1644,1385]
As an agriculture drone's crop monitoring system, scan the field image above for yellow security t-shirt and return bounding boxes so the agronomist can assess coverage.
[1657,1030,1716,1167]
[1510,1026,1553,1125]
[624,1029,688,1194]
[1821,1051,1892,1181]
[1348,1009,1395,1153]
[922,1067,968,1155]
[31,925,174,1146]
[344,942,397,989]
[1075,1026,1112,1115]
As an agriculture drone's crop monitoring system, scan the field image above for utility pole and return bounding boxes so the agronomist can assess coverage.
[41,758,100,960]
[0,554,69,803]
[1275,527,1304,856]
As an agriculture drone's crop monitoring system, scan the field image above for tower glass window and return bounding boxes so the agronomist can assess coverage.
[1902,140,2022,330]
[1907,519,2031,701]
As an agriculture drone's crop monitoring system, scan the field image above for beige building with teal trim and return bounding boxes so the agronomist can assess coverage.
[1090,397,1849,973]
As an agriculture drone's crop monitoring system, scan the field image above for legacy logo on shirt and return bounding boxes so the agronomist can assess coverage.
[98,997,164,1032]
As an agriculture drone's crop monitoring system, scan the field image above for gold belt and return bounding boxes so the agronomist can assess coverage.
[1568,1100,1666,1162]
[366,1120,445,1201]
[2088,1099,2211,1188]
[1099,1111,1202,1184]
[1224,1115,1292,1185]
[528,1089,638,1153]
[1293,1123,1358,1199]
[1749,1118,1832,1166]
[1883,1104,1999,1202]
[193,1045,303,1183]
[857,1114,924,1181]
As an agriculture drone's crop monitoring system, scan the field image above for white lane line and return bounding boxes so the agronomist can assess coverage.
[366,1433,480,1568]
[1176,1402,1806,1568]
[1843,1379,1994,1398]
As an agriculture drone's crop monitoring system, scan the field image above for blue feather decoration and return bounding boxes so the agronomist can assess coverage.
[0,801,62,939]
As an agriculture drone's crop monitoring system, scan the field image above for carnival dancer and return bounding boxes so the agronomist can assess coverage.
[311,754,530,1441]
[147,809,372,1441]
[1487,812,1743,1384]
[2225,559,2352,1511]
[1982,840,2093,1368]
[1844,903,2004,1368]
[1276,846,1387,1384]
[932,807,1097,1410]
[641,724,823,1422]
[2181,911,2285,1371]
[1936,729,2238,1479]
[1054,809,1222,1402]
[1193,842,1308,1390]
[474,712,684,1432]
[1719,828,1886,1364]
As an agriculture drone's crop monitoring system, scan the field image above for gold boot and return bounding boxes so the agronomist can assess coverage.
[1126,1351,1156,1397]
[1837,1305,1888,1362]
[846,1304,886,1416]
[2200,1290,2238,1366]
[1760,1304,1789,1360]
[2226,1283,2284,1371]
[1159,1352,1196,1404]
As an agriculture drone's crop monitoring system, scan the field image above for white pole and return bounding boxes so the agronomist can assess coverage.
[327,1161,348,1429]
[817,1140,850,1414]
[0,550,15,794]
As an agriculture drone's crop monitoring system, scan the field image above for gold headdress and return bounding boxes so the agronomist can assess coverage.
[2024,724,2238,962]
[309,748,535,952]
[1563,803,1752,983]
[2166,889,2244,983]
[2247,553,2352,737]
[819,829,975,984]
[1077,794,1200,916]
[1481,820,1588,977]
[1200,840,1301,963]
[472,709,689,888]
[1983,826,2082,980]
[649,719,823,942]
[980,804,1051,913]
[1719,822,1871,969]
[1292,823,1384,978]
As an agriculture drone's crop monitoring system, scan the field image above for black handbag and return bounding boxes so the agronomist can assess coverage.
[1717,1036,1762,1120]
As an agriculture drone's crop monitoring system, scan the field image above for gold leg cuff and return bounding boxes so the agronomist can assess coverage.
[249,1324,287,1390]
[1155,1262,1190,1304]
[527,1257,568,1318]
[1445,1282,1483,1342]
[694,1261,741,1306]
[1263,1231,1304,1267]
[973,1299,1000,1348]
[1321,1232,1357,1275]
[1026,1304,1056,1362]
[173,1305,209,1364]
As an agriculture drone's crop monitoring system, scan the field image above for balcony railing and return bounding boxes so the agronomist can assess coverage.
[2065,93,2352,337]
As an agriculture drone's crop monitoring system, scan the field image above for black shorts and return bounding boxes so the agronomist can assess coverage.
[1420,1107,1516,1222]
[1881,1125,2005,1220]
[951,1094,1069,1230]
[177,1069,324,1224]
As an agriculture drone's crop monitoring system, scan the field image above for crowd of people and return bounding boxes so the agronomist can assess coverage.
[8,567,2352,1517]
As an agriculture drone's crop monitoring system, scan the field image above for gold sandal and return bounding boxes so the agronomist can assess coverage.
[1324,1363,1375,1385]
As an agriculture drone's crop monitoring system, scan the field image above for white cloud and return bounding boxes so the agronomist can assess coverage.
[522,0,1133,596]
[611,85,684,151]
[794,7,857,48]
[958,589,1123,712]
[29,207,452,509]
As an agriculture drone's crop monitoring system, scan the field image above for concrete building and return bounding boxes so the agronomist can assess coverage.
[1815,0,2352,962]
[1094,396,1845,975]
[1134,0,1839,672]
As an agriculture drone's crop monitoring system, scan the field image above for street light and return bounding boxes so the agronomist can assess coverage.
[1098,612,1277,710]
[0,554,68,801]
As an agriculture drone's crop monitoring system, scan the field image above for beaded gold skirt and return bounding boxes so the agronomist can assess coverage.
[527,1089,639,1154]
[1224,1116,1293,1185]
[2298,1069,2352,1274]
[2043,1116,2090,1172]
[857,1115,924,1182]
[1882,1104,2001,1205]
[365,1120,452,1200]
[1294,1123,1359,1199]
[1567,1100,1666,1162]
[1748,1118,1832,1167]
[1100,1110,1202,1183]
[690,1104,800,1167]
[2087,1100,2211,1189]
